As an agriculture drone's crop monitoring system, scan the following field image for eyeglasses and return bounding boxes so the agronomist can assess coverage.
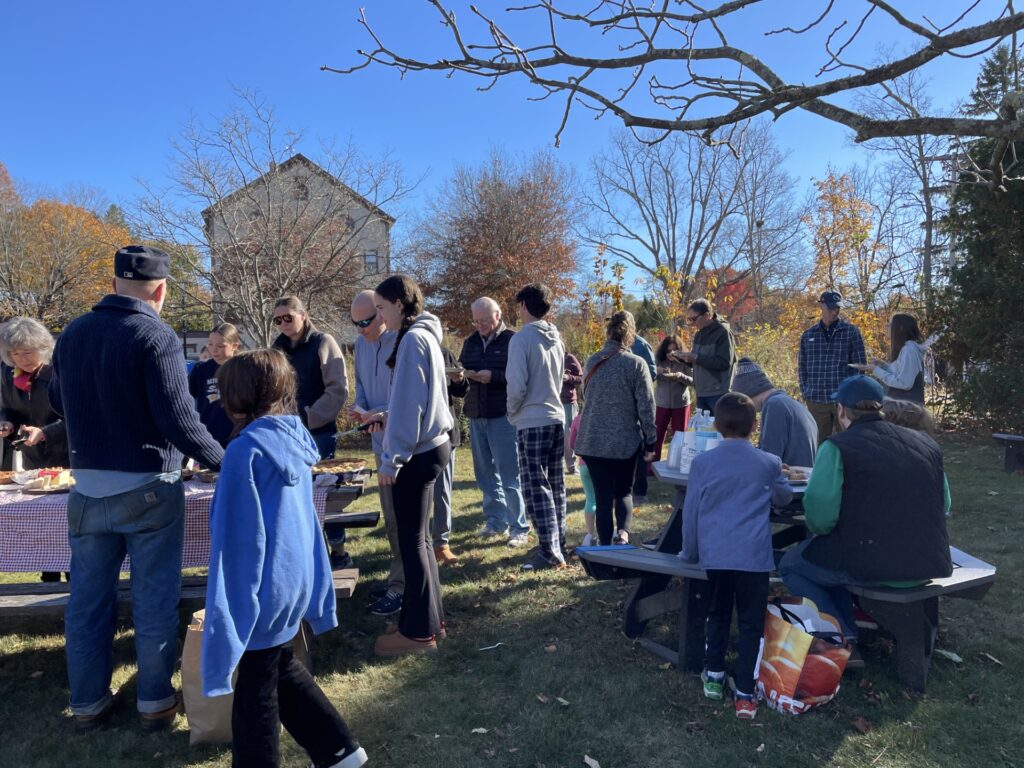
[351,313,377,328]
[272,314,294,326]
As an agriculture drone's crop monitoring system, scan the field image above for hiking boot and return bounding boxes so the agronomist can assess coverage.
[313,744,369,768]
[369,590,403,616]
[477,524,507,538]
[330,551,354,570]
[139,693,181,733]
[521,551,567,572]
[434,544,459,565]
[734,692,757,720]
[72,700,115,733]
[701,669,725,700]
[374,631,438,657]
[507,532,529,548]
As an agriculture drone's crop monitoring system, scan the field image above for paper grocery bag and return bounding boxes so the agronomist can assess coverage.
[181,609,234,745]
[756,597,851,715]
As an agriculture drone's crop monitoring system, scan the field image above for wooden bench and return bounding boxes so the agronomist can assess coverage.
[0,568,359,618]
[578,545,710,671]
[992,433,1024,473]
[849,546,996,690]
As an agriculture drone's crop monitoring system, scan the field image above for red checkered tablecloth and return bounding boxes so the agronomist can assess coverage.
[0,481,328,573]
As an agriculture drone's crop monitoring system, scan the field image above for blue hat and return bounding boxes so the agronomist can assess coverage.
[818,290,842,309]
[114,245,171,281]
[831,375,885,408]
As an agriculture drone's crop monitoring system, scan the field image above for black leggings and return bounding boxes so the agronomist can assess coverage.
[232,640,359,768]
[579,453,636,545]
[393,441,451,639]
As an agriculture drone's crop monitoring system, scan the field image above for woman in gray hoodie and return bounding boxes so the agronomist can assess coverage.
[575,311,656,545]
[372,275,454,658]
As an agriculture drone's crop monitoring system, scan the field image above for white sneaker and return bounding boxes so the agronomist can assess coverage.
[315,745,368,768]
[507,532,529,548]
[581,533,594,547]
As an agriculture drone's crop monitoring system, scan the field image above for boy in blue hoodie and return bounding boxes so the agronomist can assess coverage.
[202,349,367,768]
[679,392,793,720]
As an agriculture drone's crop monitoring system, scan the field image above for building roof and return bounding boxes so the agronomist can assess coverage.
[200,153,395,224]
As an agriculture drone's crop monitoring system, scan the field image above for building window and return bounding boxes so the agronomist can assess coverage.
[363,250,379,273]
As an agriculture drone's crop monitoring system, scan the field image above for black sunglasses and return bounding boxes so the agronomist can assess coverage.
[351,313,377,329]
[272,314,294,326]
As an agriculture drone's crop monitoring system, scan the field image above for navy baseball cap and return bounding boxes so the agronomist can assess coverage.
[831,375,885,408]
[818,290,842,309]
[114,245,171,281]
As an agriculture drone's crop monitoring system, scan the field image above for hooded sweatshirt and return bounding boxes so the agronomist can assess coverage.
[202,414,337,697]
[506,320,565,430]
[380,312,454,478]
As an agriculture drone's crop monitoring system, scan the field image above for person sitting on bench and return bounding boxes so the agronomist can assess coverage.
[779,375,952,649]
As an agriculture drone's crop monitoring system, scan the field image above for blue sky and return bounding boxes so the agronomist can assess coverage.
[0,1,996,254]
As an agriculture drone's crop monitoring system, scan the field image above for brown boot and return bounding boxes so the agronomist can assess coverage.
[433,544,459,565]
[386,621,447,641]
[374,630,438,658]
[139,693,181,733]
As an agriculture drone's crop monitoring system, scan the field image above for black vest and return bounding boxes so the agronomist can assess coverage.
[274,327,331,435]
[458,329,515,420]
[804,415,952,582]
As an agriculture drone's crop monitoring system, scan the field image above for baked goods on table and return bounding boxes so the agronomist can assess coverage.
[311,458,367,476]
[11,467,76,492]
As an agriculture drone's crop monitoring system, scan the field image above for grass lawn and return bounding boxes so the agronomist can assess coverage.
[0,433,1020,767]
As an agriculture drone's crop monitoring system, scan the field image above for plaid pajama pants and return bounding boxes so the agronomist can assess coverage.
[516,423,567,563]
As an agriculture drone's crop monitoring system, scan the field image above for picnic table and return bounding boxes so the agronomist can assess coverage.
[0,475,370,615]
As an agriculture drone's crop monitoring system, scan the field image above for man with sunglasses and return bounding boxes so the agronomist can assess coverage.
[678,298,737,415]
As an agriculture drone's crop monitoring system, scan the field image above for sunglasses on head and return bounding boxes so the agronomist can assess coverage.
[351,313,377,328]
[272,314,294,326]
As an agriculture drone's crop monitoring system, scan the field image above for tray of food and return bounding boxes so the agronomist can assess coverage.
[195,470,219,484]
[782,466,812,486]
[14,467,76,493]
[312,457,370,487]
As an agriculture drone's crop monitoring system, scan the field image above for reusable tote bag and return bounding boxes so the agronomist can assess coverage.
[756,597,851,715]
[180,609,234,745]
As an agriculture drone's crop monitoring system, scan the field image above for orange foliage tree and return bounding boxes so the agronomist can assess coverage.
[0,164,130,327]
[406,150,579,332]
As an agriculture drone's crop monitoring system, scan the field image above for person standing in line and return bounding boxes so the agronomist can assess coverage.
[652,334,693,463]
[798,290,866,441]
[629,331,657,502]
[187,322,241,449]
[202,349,368,768]
[852,312,928,404]
[372,275,453,657]
[452,297,530,547]
[271,296,350,565]
[678,298,737,415]
[575,311,656,546]
[49,245,225,732]
[347,290,403,616]
[560,351,583,475]
[506,284,567,571]
[730,358,819,468]
[432,346,470,565]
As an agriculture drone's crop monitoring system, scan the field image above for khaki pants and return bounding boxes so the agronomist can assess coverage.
[376,453,404,594]
[807,401,843,444]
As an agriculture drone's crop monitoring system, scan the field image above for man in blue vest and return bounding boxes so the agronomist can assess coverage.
[50,245,225,732]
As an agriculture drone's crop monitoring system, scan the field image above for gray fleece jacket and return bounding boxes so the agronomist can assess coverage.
[506,320,565,429]
[379,313,453,478]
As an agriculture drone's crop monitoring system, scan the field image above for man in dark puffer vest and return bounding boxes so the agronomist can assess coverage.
[780,375,951,643]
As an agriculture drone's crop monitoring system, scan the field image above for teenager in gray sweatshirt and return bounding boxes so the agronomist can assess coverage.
[372,276,453,659]
[507,284,567,570]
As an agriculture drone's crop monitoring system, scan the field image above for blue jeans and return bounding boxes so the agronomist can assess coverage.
[779,540,859,640]
[431,447,456,546]
[468,416,528,535]
[65,480,185,715]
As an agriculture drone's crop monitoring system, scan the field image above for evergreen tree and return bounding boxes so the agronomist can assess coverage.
[964,45,1024,116]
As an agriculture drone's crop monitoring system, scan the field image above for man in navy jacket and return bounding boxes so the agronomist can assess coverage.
[49,245,225,732]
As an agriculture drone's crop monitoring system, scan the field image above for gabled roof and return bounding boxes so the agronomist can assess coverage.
[200,153,395,224]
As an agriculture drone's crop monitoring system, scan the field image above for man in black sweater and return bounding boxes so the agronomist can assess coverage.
[49,245,225,733]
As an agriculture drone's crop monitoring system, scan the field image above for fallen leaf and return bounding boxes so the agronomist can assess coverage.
[756,743,765,753]
[981,652,1004,666]
[850,716,873,734]
[556,697,570,707]
[544,644,558,653]
[536,693,550,704]
[933,648,963,664]
[29,671,43,679]
[472,727,489,734]
[583,756,601,768]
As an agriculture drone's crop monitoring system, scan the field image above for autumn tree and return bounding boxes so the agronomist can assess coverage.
[0,164,130,327]
[133,90,409,345]
[330,2,1024,186]
[405,150,579,331]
